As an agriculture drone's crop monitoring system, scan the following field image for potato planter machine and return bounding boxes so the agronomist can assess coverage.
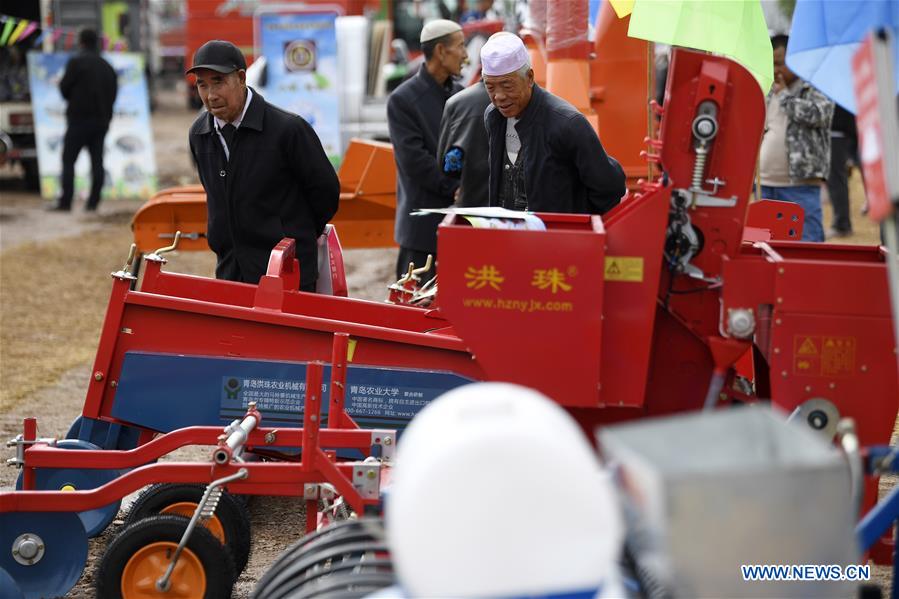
[1,48,897,598]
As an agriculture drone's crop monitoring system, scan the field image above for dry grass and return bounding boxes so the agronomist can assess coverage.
[0,226,215,412]
[0,228,133,411]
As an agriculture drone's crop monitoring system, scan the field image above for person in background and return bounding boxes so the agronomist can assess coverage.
[480,33,625,214]
[187,40,339,291]
[51,28,117,212]
[388,19,467,282]
[437,75,492,207]
[825,105,859,238]
[759,34,834,242]
[461,0,497,23]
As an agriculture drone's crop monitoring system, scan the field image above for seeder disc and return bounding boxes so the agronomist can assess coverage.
[15,439,123,537]
[0,566,24,599]
[66,415,142,450]
[0,512,88,599]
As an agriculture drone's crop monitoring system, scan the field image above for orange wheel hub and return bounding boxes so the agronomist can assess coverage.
[160,502,226,543]
[121,542,206,598]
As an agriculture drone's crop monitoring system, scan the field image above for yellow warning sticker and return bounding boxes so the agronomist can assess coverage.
[792,335,856,376]
[797,337,818,355]
[604,256,644,282]
[821,336,856,376]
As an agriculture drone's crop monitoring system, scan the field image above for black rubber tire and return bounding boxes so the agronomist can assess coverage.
[96,514,235,599]
[125,483,251,576]
[253,518,393,599]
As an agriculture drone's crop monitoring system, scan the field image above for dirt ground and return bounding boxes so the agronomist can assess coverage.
[0,82,894,597]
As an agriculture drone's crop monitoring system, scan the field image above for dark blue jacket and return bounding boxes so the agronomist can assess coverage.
[485,84,625,214]
[189,89,339,289]
[388,65,462,253]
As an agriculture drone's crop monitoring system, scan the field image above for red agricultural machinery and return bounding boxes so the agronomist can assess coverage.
[1,47,896,598]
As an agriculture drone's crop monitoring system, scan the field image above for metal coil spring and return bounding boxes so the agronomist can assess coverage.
[200,487,223,519]
[691,145,708,190]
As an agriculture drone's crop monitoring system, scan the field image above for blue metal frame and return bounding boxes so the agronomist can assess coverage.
[856,445,899,599]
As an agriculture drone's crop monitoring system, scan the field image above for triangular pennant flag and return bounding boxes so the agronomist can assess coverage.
[16,21,38,44]
[609,0,635,18]
[7,18,28,45]
[0,17,16,46]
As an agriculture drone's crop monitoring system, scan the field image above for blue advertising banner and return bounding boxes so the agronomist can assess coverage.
[27,51,157,201]
[257,10,342,167]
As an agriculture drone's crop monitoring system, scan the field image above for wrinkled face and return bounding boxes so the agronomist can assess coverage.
[772,46,797,87]
[483,69,534,118]
[195,68,247,122]
[438,31,468,77]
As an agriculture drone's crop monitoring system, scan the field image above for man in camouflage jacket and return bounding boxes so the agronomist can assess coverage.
[759,35,834,242]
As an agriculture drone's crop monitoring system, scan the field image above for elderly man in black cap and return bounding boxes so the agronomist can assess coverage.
[187,40,339,291]
[387,19,467,282]
[480,34,625,214]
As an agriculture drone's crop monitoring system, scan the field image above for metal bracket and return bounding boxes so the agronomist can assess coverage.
[872,446,899,475]
[144,231,182,264]
[5,435,57,468]
[303,482,338,501]
[369,430,396,463]
[158,232,202,240]
[352,463,381,500]
[111,243,139,281]
[675,188,738,208]
[693,192,737,207]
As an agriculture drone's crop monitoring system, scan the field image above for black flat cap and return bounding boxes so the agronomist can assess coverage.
[186,40,247,75]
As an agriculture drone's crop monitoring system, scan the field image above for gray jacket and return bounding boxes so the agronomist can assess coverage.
[437,82,492,207]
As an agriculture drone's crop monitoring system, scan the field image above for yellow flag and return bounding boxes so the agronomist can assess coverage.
[7,19,29,45]
[609,0,635,18]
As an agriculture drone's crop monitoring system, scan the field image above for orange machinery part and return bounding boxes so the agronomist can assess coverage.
[531,1,653,190]
[590,3,654,188]
[131,139,398,254]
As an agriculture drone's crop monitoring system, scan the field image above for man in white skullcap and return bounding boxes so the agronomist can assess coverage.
[388,19,468,282]
[480,33,625,214]
[436,35,518,208]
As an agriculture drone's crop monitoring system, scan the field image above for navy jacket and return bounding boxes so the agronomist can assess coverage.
[388,65,462,253]
[189,89,339,289]
[437,82,492,207]
[485,85,625,214]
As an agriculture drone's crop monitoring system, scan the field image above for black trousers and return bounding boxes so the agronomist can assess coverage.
[60,119,109,209]
[826,135,852,233]
[396,246,437,283]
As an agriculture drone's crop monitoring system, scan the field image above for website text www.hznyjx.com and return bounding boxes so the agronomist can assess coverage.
[741,564,870,582]
[462,297,574,313]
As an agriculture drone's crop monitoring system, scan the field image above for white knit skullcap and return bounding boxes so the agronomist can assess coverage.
[480,33,529,76]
